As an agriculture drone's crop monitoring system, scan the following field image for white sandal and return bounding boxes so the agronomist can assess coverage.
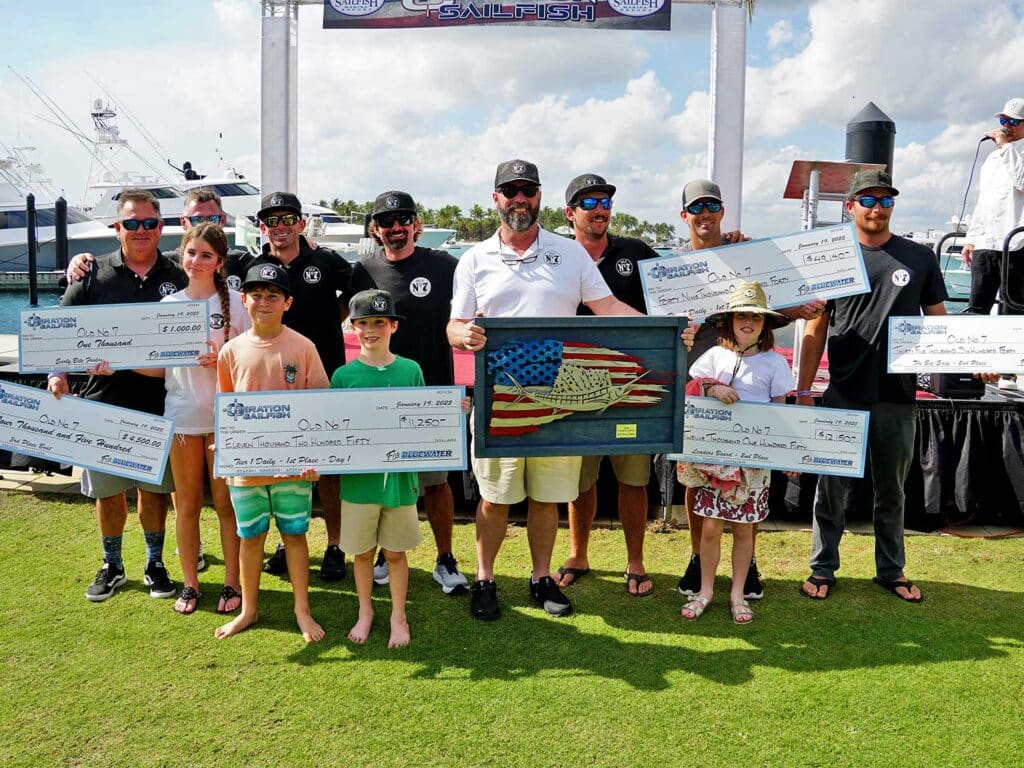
[681,595,711,621]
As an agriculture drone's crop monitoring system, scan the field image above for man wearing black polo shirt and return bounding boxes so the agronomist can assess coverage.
[49,189,187,602]
[230,192,353,581]
[554,173,659,596]
[796,170,948,603]
[348,190,469,595]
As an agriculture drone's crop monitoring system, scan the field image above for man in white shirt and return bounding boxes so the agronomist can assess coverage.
[447,159,643,620]
[964,98,1024,387]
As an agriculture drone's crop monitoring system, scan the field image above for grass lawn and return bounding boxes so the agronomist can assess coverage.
[1,492,1022,768]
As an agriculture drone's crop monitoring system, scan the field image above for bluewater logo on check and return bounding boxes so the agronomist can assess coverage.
[24,313,77,330]
[0,386,41,411]
[224,399,292,421]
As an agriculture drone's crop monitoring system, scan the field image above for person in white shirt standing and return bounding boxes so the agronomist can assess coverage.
[963,97,1024,389]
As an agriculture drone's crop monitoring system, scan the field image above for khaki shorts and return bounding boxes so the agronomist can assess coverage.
[80,461,174,499]
[578,454,651,493]
[471,454,582,505]
[340,501,423,555]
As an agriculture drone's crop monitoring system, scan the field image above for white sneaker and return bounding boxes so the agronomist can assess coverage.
[998,376,1017,390]
[197,543,207,573]
[372,550,389,585]
[433,553,469,595]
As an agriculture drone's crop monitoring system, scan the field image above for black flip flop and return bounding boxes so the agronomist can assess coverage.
[216,585,242,614]
[556,566,591,587]
[800,575,835,600]
[873,577,924,603]
[625,572,655,597]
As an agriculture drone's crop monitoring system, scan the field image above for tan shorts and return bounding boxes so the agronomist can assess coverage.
[471,454,582,505]
[579,454,652,493]
[340,501,423,555]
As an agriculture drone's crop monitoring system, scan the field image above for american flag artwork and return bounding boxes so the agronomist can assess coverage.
[486,339,671,436]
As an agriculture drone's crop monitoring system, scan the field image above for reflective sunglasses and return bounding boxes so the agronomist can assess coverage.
[497,183,540,199]
[999,116,1022,127]
[685,200,723,215]
[120,217,161,231]
[856,195,895,209]
[375,213,414,229]
[263,214,300,228]
[186,214,224,226]
[575,197,613,211]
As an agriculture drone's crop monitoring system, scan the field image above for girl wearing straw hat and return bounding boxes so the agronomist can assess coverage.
[677,282,796,624]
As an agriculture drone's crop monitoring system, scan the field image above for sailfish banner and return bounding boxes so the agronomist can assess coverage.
[323,0,671,31]
[486,339,669,436]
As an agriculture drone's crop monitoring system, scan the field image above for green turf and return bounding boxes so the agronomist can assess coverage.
[1,493,1022,767]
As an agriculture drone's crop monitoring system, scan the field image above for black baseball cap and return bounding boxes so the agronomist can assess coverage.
[847,169,899,199]
[349,289,403,321]
[494,159,541,188]
[371,190,417,218]
[241,262,291,296]
[565,173,616,205]
[257,191,302,221]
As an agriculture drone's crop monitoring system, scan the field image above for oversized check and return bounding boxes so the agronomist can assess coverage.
[640,223,869,322]
[669,397,869,478]
[888,315,1024,373]
[19,301,209,374]
[0,380,173,483]
[214,386,467,477]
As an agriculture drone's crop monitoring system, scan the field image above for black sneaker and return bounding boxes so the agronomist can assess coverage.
[85,562,127,602]
[264,543,288,576]
[143,560,177,599]
[743,558,764,601]
[321,545,346,582]
[677,553,701,597]
[470,579,500,621]
[530,576,573,617]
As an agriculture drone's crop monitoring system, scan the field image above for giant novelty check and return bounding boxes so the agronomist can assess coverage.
[669,397,869,478]
[19,301,209,374]
[888,315,1024,373]
[0,380,173,483]
[214,387,467,477]
[640,223,869,322]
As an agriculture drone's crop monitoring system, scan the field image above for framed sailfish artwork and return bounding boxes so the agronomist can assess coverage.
[472,316,688,458]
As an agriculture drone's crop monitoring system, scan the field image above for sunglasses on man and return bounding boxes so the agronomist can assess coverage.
[186,214,224,226]
[263,214,300,228]
[120,218,161,231]
[575,197,613,211]
[375,213,414,229]
[855,195,895,209]
[999,116,1023,127]
[497,184,540,199]
[685,200,723,215]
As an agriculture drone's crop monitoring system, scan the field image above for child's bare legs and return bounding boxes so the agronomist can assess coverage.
[170,435,204,613]
[206,435,240,607]
[384,548,410,648]
[698,517,725,600]
[215,531,265,639]
[348,548,375,644]
[730,522,754,605]
[282,533,324,643]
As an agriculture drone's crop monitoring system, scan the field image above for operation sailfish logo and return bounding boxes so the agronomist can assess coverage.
[485,339,670,436]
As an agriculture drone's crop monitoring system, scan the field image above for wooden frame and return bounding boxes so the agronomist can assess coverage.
[473,316,687,458]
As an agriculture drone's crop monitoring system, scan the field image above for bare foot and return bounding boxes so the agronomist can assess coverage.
[347,613,373,644]
[215,611,258,639]
[388,616,411,648]
[296,611,325,643]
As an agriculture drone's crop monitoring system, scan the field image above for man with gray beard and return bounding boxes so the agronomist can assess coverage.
[448,159,643,621]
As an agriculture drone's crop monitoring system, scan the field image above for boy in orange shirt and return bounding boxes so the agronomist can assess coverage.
[215,263,328,643]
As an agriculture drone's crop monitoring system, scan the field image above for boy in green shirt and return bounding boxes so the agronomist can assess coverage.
[331,289,425,648]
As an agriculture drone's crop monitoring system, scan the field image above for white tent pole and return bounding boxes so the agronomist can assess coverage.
[261,0,299,196]
[707,0,747,231]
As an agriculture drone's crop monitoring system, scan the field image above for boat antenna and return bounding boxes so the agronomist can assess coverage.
[88,74,177,177]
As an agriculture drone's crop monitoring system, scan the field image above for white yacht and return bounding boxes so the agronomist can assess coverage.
[306,211,457,252]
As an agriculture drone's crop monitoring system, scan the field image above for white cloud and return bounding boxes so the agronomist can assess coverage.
[766,20,794,49]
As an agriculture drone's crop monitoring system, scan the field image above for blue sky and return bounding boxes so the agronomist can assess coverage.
[2,0,1023,237]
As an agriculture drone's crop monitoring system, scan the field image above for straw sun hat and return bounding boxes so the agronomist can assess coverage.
[704,281,790,329]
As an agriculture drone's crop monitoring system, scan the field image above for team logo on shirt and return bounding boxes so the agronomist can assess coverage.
[410,277,432,297]
[227,275,242,291]
[303,266,322,284]
[891,269,910,287]
[543,251,562,265]
[283,362,298,385]
[615,258,633,276]
[209,313,225,330]
[158,282,177,297]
